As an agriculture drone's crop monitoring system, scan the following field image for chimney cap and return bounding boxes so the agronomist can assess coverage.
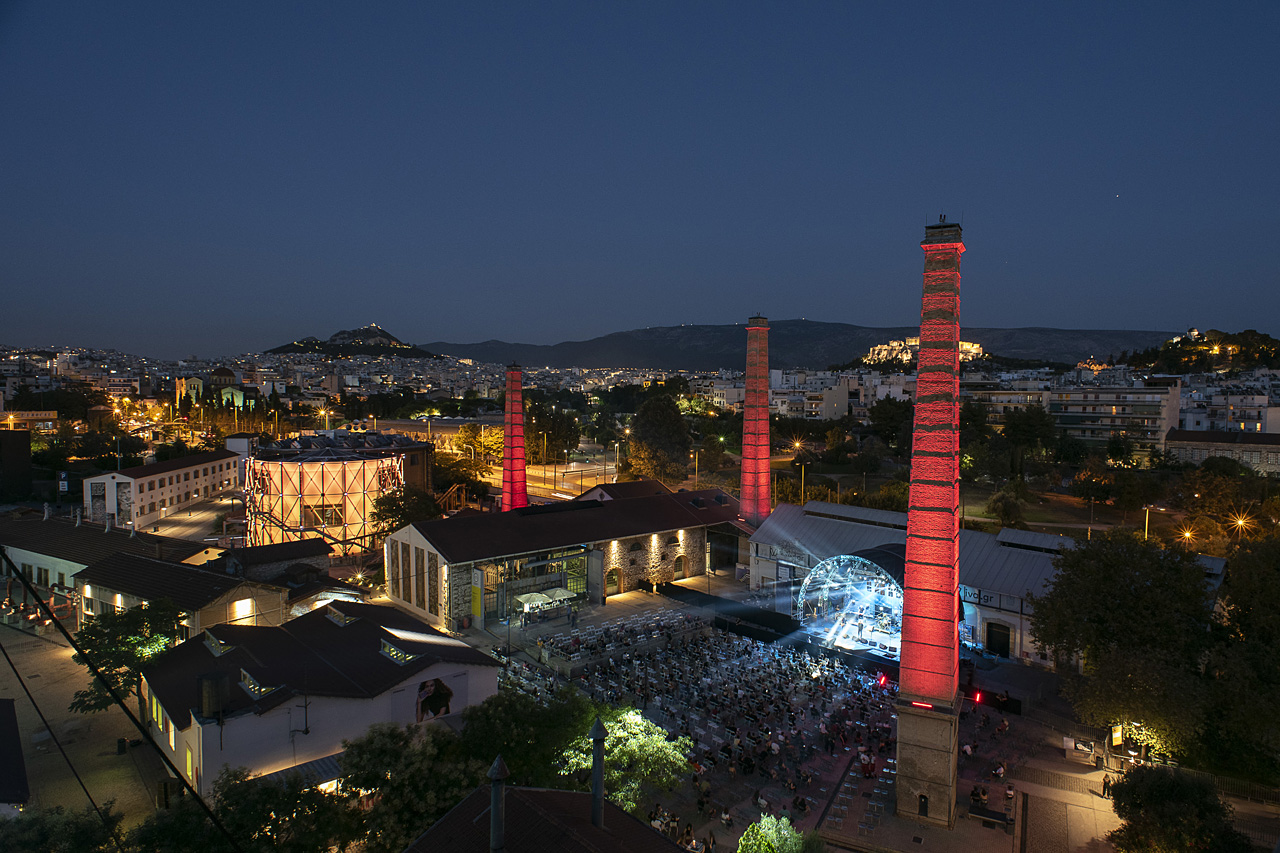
[488,755,510,781]
[589,717,607,741]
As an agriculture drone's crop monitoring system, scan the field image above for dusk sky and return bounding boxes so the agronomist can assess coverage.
[2,2,1277,359]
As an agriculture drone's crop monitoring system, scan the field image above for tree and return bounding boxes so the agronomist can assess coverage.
[985,485,1026,528]
[866,397,913,457]
[1027,531,1215,755]
[1109,766,1252,853]
[736,814,824,853]
[1205,536,1280,773]
[0,803,122,853]
[560,707,691,815]
[458,688,594,788]
[628,395,691,483]
[212,766,363,853]
[340,722,485,853]
[369,487,442,539]
[1003,405,1057,472]
[71,599,183,718]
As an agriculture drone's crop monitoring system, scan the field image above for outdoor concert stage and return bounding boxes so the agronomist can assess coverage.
[794,546,906,673]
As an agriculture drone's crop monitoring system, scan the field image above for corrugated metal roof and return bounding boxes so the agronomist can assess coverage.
[751,501,1068,600]
[256,751,344,788]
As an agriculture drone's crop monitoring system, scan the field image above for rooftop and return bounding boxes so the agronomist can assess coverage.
[143,601,499,729]
[410,488,740,565]
[0,511,209,568]
[74,552,262,611]
[112,448,240,480]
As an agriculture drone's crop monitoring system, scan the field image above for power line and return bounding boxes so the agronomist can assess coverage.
[0,546,243,852]
[0,633,124,851]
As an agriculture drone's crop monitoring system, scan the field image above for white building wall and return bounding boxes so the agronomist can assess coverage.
[155,661,498,798]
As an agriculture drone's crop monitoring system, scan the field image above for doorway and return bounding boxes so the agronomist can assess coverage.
[986,622,1012,658]
[605,569,619,596]
[673,555,687,580]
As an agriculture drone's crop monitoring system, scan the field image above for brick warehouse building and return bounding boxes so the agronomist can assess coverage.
[384,482,746,632]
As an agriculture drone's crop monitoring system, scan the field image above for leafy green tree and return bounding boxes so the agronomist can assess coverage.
[71,599,184,718]
[458,688,594,787]
[1109,766,1252,853]
[866,397,913,457]
[0,803,122,853]
[560,707,691,815]
[1107,431,1136,466]
[370,487,442,539]
[628,395,691,483]
[1068,459,1113,521]
[985,485,1026,528]
[736,814,824,853]
[1027,531,1214,754]
[340,722,485,853]
[696,437,727,473]
[213,766,363,853]
[1003,405,1057,472]
[1206,536,1280,773]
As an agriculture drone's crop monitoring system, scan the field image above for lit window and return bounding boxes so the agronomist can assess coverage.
[240,668,275,697]
[381,639,419,664]
[229,598,253,622]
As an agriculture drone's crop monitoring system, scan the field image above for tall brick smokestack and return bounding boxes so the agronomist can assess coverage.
[502,364,528,511]
[895,219,965,827]
[740,316,771,526]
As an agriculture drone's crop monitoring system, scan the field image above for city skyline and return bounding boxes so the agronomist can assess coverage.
[2,2,1278,358]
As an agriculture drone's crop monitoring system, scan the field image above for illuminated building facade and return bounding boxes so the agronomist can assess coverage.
[897,220,964,826]
[740,316,771,526]
[245,448,406,556]
[502,364,528,511]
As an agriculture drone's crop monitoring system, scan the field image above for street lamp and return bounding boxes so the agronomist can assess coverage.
[1143,505,1164,540]
[1231,512,1254,540]
[690,449,699,489]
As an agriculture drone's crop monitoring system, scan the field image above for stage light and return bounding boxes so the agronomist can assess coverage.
[974,690,982,704]
[877,673,887,688]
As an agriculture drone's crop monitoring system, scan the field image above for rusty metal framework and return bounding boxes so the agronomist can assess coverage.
[245,448,404,555]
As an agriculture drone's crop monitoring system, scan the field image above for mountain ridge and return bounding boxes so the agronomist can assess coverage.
[420,321,1176,371]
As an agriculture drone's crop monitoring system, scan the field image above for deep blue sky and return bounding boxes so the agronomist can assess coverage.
[2,2,1277,359]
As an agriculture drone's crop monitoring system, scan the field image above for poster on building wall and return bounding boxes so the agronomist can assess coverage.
[116,486,133,525]
[90,482,106,522]
[415,678,453,722]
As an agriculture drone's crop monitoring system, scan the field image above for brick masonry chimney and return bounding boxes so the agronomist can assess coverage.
[502,365,528,511]
[740,316,771,526]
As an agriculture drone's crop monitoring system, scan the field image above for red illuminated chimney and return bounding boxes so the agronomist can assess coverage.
[502,364,528,511]
[896,218,964,827]
[740,316,771,526]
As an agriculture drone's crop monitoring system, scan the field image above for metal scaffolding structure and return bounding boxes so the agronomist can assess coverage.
[245,448,404,556]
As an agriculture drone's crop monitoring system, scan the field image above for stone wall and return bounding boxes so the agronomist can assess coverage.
[602,527,706,594]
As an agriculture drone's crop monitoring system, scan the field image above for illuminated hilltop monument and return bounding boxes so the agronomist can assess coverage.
[896,219,965,826]
[740,315,771,527]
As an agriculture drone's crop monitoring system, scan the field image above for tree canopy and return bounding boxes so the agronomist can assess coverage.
[1027,531,1215,754]
[1108,766,1252,853]
[628,395,691,483]
[559,707,692,815]
[71,598,184,716]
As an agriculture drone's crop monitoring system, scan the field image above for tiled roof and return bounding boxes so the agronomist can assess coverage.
[113,449,240,480]
[0,512,208,568]
[410,489,740,565]
[404,785,684,853]
[229,538,333,566]
[751,501,1068,600]
[143,602,499,729]
[74,553,255,611]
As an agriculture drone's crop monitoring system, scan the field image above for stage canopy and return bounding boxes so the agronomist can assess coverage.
[795,544,906,659]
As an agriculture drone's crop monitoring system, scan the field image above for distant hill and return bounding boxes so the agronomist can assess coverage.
[421,321,1175,371]
[268,324,437,358]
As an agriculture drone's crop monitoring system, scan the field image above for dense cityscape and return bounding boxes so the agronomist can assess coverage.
[3,5,1279,853]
